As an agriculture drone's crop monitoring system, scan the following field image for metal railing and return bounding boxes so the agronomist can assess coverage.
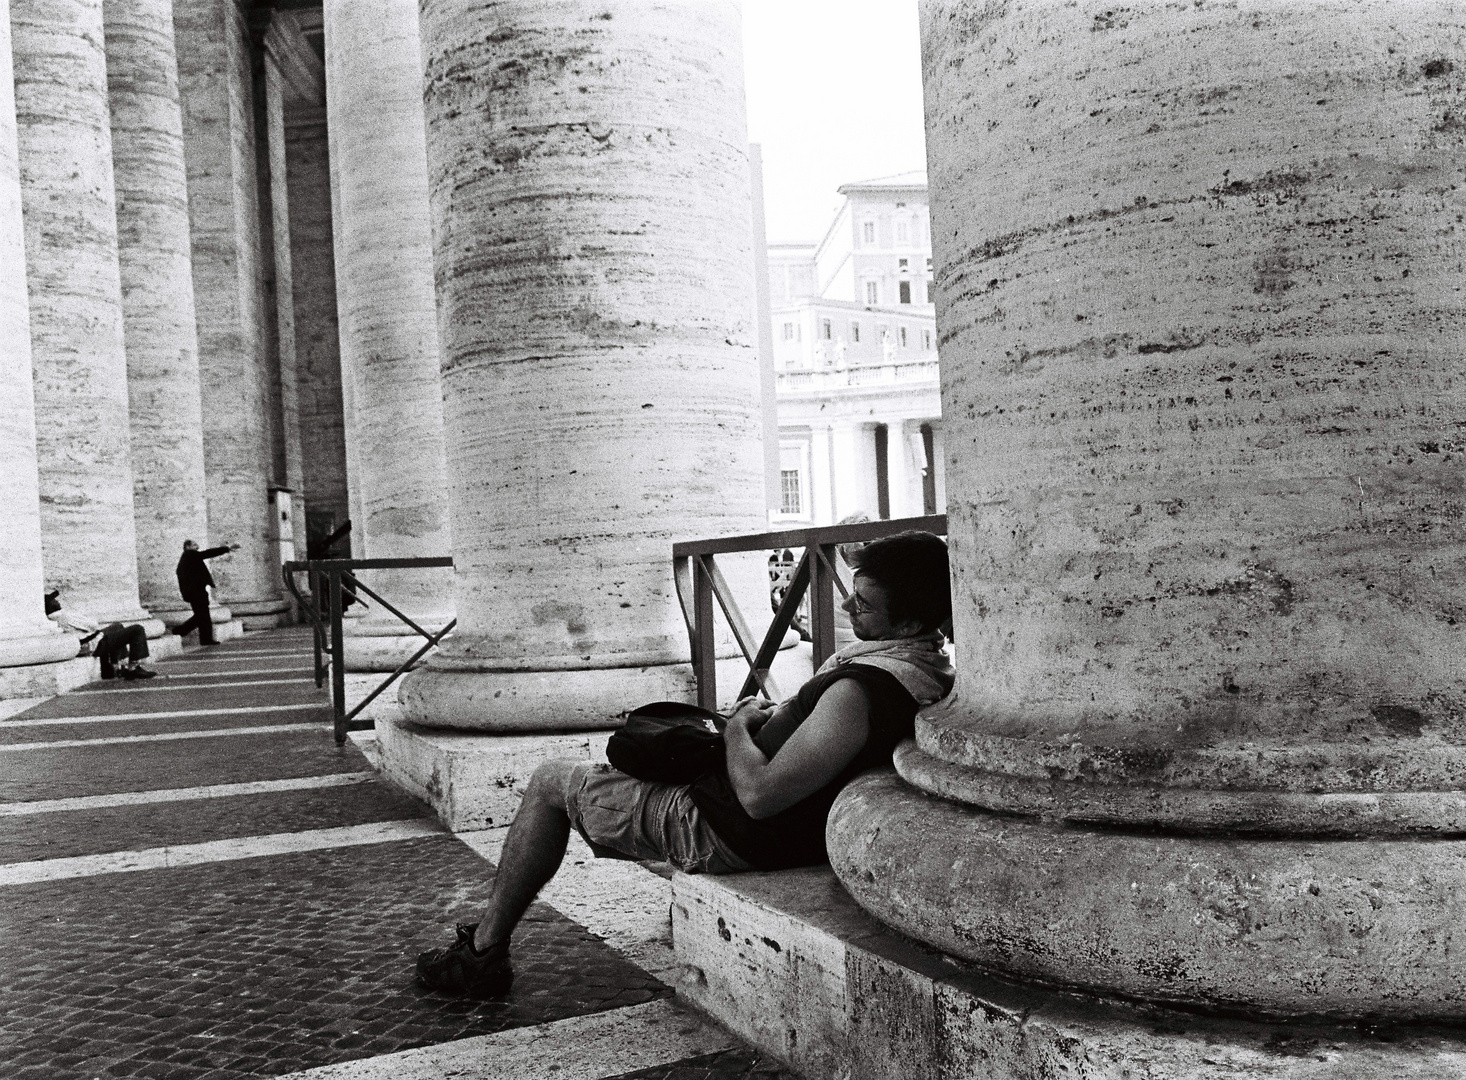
[283,557,455,744]
[672,514,946,711]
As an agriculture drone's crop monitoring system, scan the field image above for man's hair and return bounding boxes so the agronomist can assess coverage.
[847,530,951,632]
[183,539,197,548]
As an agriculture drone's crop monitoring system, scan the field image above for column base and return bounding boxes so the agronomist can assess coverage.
[0,655,98,699]
[671,865,1466,1080]
[224,598,292,630]
[375,714,610,831]
[827,770,1466,1021]
[342,627,448,673]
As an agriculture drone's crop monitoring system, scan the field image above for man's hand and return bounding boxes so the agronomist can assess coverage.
[227,542,240,552]
[722,695,774,736]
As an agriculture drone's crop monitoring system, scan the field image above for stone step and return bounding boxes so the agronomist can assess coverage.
[671,864,1466,1079]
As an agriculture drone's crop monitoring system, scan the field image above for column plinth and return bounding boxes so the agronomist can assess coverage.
[401,0,764,730]
[829,0,1466,1021]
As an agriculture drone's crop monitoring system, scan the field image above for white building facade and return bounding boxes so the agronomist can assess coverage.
[770,173,943,526]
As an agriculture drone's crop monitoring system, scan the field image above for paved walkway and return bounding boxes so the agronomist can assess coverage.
[0,628,792,1080]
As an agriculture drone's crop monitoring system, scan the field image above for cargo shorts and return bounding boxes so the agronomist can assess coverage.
[561,761,751,874]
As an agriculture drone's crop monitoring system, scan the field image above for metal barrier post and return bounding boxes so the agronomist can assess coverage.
[309,569,324,688]
[693,555,717,710]
[329,570,346,744]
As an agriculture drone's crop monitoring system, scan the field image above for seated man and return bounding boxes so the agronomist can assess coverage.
[45,590,157,681]
[416,530,954,998]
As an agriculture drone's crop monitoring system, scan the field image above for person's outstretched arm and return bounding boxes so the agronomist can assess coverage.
[723,680,871,820]
[199,543,240,560]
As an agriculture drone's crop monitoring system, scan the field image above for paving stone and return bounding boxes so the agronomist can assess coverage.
[0,723,366,803]
[0,835,667,1078]
[0,779,426,863]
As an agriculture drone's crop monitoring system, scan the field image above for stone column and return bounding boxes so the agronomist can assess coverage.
[0,0,84,675]
[12,0,159,632]
[830,0,1466,1022]
[175,0,288,628]
[102,0,232,632]
[402,0,764,730]
[322,0,454,671]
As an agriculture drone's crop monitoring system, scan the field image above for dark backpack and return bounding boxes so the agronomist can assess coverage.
[606,701,725,784]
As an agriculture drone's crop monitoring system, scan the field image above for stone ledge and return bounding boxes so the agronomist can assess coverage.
[375,715,610,831]
[670,866,1466,1079]
[0,656,98,699]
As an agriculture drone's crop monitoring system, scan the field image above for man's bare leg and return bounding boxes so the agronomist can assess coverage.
[472,758,579,952]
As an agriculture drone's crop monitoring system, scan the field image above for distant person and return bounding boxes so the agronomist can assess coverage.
[172,539,238,646]
[45,590,156,681]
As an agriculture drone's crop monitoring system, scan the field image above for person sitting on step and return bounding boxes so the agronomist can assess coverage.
[45,590,157,681]
[415,530,955,999]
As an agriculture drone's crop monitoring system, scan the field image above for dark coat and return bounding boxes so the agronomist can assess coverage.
[176,547,229,601]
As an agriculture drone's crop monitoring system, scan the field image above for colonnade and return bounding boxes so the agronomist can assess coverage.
[3,0,1462,1047]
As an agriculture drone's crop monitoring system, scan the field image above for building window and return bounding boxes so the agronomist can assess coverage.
[865,281,878,305]
[925,279,935,303]
[782,321,795,341]
[921,329,932,350]
[821,318,832,340]
[780,469,802,515]
[925,257,933,271]
[896,221,909,244]
[850,321,861,343]
[861,221,875,244]
[898,258,908,270]
[899,281,911,304]
[899,326,908,347]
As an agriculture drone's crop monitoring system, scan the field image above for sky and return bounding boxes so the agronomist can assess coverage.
[741,0,928,245]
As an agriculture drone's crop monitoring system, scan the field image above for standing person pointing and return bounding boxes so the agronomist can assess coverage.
[171,540,238,646]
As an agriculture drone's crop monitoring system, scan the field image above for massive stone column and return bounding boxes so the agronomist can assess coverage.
[175,0,289,628]
[103,0,232,632]
[830,0,1466,1023]
[0,0,84,676]
[323,0,454,671]
[401,0,764,729]
[12,0,159,632]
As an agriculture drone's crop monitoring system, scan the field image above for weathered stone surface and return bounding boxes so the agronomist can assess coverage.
[13,0,157,631]
[832,770,1466,1020]
[103,0,215,630]
[175,0,288,628]
[912,0,1466,821]
[827,0,1466,1019]
[673,857,1466,1079]
[375,715,609,832]
[403,0,766,729]
[0,0,79,673]
[322,0,454,673]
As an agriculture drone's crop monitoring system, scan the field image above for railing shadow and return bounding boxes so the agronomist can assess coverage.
[283,557,454,744]
[673,514,946,710]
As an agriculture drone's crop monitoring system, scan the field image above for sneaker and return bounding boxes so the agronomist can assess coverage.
[416,923,513,998]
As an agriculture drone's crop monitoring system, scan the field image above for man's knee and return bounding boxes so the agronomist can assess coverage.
[522,758,582,812]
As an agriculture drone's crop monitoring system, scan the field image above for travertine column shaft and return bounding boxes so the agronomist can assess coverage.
[13,0,157,630]
[323,0,453,671]
[174,0,287,627]
[103,0,221,628]
[402,0,765,729]
[830,0,1466,1020]
[0,0,85,669]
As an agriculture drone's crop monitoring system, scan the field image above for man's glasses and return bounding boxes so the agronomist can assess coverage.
[848,590,880,616]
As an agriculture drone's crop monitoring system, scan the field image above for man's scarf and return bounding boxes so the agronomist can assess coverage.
[815,631,954,706]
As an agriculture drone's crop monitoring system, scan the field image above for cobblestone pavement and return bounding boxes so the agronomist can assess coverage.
[0,628,796,1080]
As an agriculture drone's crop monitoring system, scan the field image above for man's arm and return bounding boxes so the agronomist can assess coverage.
[199,546,233,560]
[723,679,871,820]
